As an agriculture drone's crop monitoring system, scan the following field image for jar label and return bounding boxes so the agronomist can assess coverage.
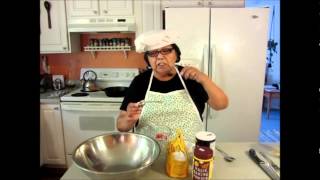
[192,156,213,180]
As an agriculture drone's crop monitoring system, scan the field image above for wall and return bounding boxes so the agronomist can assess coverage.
[40,33,146,80]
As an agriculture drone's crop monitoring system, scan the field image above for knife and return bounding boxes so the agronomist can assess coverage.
[248,148,280,180]
[259,151,280,171]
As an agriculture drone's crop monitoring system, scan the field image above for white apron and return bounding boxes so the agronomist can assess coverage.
[136,67,204,142]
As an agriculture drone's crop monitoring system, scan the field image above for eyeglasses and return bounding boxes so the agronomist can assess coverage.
[146,48,174,57]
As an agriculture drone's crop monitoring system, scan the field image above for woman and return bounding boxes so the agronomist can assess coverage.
[117,30,228,141]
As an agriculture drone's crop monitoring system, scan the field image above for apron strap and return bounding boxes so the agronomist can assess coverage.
[174,66,192,99]
[147,71,154,92]
[144,66,202,122]
[174,66,203,122]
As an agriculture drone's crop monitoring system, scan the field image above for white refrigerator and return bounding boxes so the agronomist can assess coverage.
[165,8,269,141]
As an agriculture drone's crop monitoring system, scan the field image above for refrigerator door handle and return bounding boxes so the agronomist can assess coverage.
[202,44,209,75]
[210,45,217,80]
[207,45,218,124]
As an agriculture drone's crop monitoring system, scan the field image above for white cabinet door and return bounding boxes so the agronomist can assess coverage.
[67,0,133,17]
[138,0,161,35]
[40,0,69,53]
[100,0,133,15]
[66,0,99,17]
[40,104,66,165]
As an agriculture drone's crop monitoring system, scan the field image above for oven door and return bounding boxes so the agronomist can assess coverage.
[61,102,120,166]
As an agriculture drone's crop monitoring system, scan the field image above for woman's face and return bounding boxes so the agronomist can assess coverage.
[146,45,177,77]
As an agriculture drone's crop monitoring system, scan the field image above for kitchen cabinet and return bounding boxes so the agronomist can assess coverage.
[139,0,162,34]
[66,0,133,18]
[133,0,162,36]
[40,103,66,166]
[161,0,244,8]
[40,0,78,53]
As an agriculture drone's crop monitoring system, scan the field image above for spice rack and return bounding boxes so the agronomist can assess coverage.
[84,46,131,59]
[84,38,132,59]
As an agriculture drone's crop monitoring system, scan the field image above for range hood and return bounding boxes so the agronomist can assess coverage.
[68,16,135,33]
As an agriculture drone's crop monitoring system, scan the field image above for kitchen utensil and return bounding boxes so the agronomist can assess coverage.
[44,1,52,29]
[248,148,280,180]
[41,55,49,74]
[81,70,99,92]
[138,100,163,107]
[52,75,65,90]
[53,78,63,90]
[72,132,160,180]
[104,86,128,97]
[215,145,236,162]
[259,151,280,171]
[82,80,100,92]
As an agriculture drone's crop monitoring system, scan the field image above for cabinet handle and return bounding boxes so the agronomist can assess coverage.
[63,47,67,50]
[103,10,108,14]
[93,10,97,14]
[54,107,59,110]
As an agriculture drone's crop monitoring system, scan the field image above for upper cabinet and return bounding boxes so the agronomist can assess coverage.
[66,0,133,18]
[135,0,162,35]
[40,0,69,53]
[40,0,80,54]
[161,0,244,8]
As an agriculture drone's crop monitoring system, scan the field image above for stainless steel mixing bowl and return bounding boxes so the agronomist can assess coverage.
[72,132,160,179]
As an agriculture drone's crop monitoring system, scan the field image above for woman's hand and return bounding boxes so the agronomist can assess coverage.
[180,66,208,83]
[180,66,228,110]
[126,102,142,122]
[117,102,142,132]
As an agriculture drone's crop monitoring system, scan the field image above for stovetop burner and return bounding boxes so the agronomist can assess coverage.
[80,89,99,92]
[71,92,89,97]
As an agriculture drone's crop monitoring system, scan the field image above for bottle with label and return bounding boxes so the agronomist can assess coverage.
[192,131,216,180]
[195,131,216,151]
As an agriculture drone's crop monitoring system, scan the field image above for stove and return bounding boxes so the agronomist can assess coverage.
[60,68,139,167]
[60,68,139,102]
[61,87,125,102]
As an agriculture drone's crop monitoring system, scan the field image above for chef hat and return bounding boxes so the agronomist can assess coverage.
[134,30,179,53]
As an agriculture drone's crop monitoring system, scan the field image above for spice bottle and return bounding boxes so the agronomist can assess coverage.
[192,131,216,180]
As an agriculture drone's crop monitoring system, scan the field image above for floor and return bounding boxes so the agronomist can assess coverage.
[259,109,280,143]
[40,166,67,180]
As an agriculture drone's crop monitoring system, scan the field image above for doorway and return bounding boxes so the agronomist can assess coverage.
[246,0,280,143]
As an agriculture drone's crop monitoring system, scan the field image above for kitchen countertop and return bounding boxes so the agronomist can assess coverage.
[40,87,78,104]
[60,142,280,180]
